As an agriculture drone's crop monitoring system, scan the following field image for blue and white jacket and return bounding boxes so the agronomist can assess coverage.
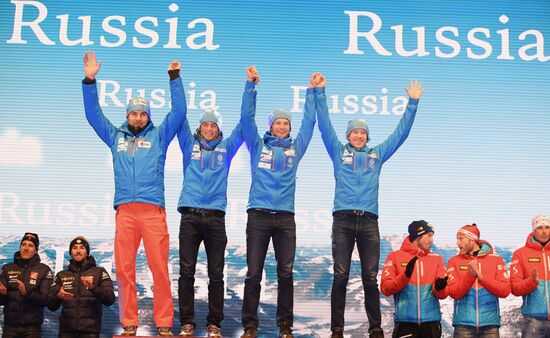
[177,118,243,212]
[240,81,316,213]
[82,77,186,209]
[315,87,418,216]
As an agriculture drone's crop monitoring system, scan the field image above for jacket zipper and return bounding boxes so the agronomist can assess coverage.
[543,249,549,319]
[417,259,421,325]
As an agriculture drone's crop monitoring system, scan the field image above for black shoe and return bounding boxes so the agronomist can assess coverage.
[279,323,294,338]
[240,327,257,338]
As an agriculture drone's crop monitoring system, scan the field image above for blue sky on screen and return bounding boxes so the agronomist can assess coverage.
[0,0,549,246]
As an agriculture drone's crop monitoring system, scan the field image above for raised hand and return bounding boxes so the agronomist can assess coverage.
[404,80,425,99]
[167,60,181,71]
[83,50,102,80]
[245,66,260,84]
[310,72,326,88]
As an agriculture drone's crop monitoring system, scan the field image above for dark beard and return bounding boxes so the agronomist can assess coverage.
[128,124,147,136]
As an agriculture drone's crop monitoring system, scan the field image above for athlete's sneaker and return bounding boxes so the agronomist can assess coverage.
[240,327,257,338]
[207,324,222,337]
[121,326,137,336]
[179,323,194,336]
[158,327,174,336]
[278,323,294,338]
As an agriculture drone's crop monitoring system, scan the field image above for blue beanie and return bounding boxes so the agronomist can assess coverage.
[268,109,292,130]
[126,97,151,121]
[346,119,370,142]
[408,220,434,241]
[199,109,222,130]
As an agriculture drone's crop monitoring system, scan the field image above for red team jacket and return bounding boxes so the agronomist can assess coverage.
[381,237,447,324]
[447,240,510,327]
[510,233,550,319]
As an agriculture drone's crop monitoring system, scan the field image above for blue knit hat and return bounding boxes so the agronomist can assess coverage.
[126,97,151,121]
[199,109,222,130]
[408,220,434,241]
[346,119,370,142]
[268,109,292,130]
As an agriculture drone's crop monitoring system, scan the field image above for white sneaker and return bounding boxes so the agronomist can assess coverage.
[179,323,194,336]
[207,324,222,337]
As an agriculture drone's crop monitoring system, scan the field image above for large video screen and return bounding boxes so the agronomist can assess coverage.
[1,1,549,336]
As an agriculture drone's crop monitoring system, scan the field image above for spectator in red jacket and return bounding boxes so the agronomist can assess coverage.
[381,220,448,338]
[510,214,550,338]
[447,224,510,338]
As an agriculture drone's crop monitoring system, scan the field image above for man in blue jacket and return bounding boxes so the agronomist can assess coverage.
[82,51,187,336]
[176,105,243,337]
[239,66,317,338]
[315,73,425,338]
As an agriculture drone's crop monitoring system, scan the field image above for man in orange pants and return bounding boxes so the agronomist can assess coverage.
[82,51,187,336]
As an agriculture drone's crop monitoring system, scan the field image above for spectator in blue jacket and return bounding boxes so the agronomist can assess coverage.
[176,104,243,337]
[82,51,186,337]
[239,66,317,338]
[315,73,425,338]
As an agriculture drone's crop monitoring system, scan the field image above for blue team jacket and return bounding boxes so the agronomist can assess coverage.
[82,77,186,209]
[315,87,418,215]
[240,81,316,213]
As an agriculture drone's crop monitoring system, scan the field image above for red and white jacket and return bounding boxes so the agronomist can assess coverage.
[510,233,550,319]
[447,240,510,327]
[381,236,447,324]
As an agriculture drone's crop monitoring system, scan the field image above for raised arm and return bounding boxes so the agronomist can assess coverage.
[226,123,244,160]
[314,73,342,161]
[82,51,117,147]
[240,66,261,149]
[159,60,187,148]
[294,73,317,159]
[377,80,425,163]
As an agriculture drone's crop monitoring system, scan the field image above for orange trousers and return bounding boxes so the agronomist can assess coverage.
[114,202,174,328]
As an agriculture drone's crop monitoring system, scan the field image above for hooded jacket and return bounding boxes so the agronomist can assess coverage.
[240,81,316,213]
[47,256,115,334]
[447,240,511,328]
[82,77,186,209]
[381,236,448,324]
[315,87,418,216]
[0,252,53,327]
[510,233,550,319]
[177,119,243,212]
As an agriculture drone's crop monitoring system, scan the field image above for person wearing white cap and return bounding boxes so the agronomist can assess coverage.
[175,99,243,336]
[314,73,425,338]
[82,51,187,336]
[510,214,550,337]
[238,66,317,338]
